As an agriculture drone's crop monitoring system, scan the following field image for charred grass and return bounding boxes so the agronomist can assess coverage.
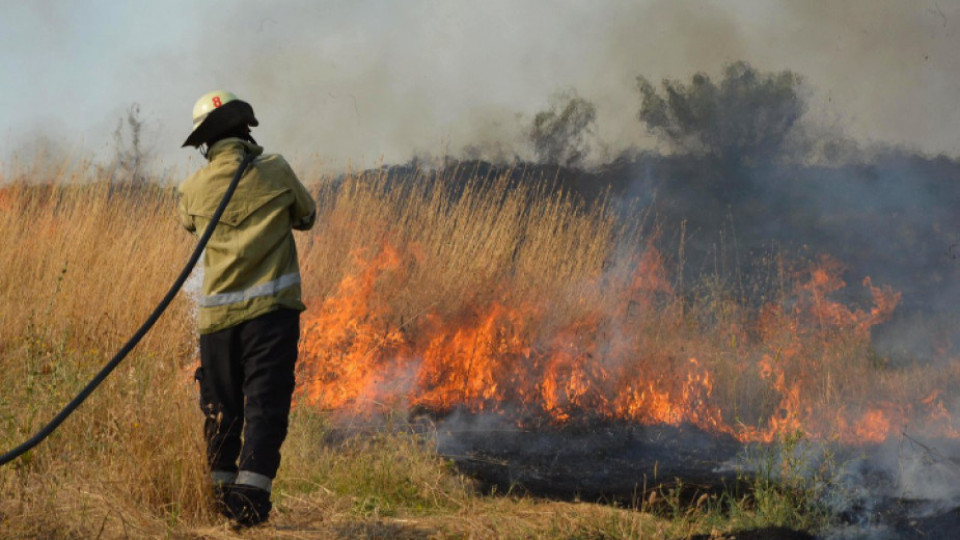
[0,158,936,538]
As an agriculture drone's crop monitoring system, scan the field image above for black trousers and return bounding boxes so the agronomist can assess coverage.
[196,308,300,479]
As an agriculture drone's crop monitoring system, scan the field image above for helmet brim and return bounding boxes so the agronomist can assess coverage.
[181,100,259,148]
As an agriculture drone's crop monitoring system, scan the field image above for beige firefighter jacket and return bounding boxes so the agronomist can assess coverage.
[178,138,316,334]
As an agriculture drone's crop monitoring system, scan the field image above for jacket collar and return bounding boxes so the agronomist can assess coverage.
[207,138,264,162]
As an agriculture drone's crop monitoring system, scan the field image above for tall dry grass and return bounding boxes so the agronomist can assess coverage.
[298,166,620,321]
[0,166,210,537]
[0,154,955,538]
[0,158,646,538]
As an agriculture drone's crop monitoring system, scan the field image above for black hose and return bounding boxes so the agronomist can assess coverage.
[0,152,257,467]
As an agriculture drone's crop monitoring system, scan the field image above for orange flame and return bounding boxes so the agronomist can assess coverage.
[295,244,958,444]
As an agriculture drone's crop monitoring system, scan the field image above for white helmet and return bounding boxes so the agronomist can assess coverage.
[182,90,258,148]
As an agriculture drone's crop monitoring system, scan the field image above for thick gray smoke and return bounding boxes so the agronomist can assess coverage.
[188,0,960,165]
[6,0,954,171]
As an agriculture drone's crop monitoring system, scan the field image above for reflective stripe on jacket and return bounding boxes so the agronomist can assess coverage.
[178,138,316,334]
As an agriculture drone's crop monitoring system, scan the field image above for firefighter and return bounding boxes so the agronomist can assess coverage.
[177,90,316,526]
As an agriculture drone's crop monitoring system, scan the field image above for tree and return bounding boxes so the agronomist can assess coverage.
[637,61,805,167]
[530,90,597,167]
[113,103,150,185]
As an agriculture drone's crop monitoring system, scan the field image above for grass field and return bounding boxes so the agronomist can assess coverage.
[0,158,956,538]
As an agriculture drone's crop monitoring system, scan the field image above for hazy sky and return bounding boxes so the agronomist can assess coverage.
[2,0,958,173]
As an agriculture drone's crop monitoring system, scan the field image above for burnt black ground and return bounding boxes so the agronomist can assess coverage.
[429,416,960,540]
[435,418,744,503]
[891,506,960,539]
[690,527,814,540]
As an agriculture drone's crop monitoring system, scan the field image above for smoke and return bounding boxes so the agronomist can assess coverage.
[4,0,942,170]
[178,0,753,165]
[213,1,960,162]
[817,436,960,539]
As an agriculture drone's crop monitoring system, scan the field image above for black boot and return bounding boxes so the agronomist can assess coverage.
[225,484,272,527]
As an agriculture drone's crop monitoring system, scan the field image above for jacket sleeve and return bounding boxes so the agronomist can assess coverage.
[283,160,317,231]
[176,187,196,234]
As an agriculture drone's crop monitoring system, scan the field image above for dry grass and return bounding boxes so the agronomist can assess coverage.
[0,158,663,539]
[0,155,956,538]
[297,166,618,323]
